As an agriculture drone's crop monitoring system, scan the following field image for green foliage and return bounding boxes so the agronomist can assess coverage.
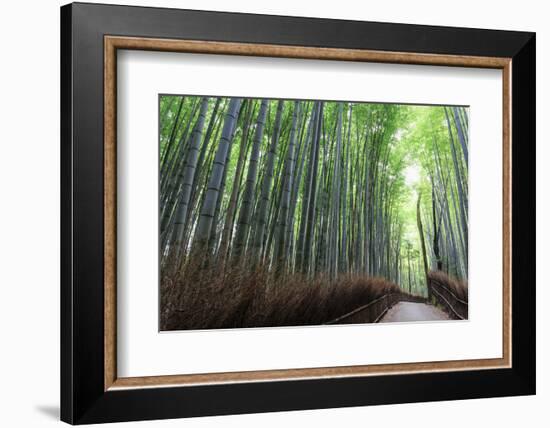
[159,96,468,300]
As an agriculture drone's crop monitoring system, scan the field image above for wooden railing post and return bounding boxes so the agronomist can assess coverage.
[427,277,468,320]
[326,292,428,325]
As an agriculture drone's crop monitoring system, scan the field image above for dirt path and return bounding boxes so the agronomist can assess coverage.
[379,302,449,323]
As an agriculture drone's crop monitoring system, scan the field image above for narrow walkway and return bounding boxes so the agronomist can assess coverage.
[380,302,449,323]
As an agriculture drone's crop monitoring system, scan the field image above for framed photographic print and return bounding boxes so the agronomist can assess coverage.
[60,2,535,424]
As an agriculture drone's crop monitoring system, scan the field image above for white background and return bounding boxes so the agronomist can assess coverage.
[0,0,546,427]
[118,51,502,377]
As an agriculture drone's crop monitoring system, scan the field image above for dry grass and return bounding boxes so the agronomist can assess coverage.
[428,270,468,302]
[161,259,403,331]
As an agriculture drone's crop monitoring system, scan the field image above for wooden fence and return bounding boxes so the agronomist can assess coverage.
[427,278,468,320]
[326,292,426,325]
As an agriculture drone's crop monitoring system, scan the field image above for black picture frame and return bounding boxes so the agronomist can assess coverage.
[61,2,535,424]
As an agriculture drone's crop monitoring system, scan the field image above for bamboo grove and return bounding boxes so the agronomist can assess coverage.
[159,95,468,329]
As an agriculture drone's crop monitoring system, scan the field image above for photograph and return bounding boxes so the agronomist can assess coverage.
[158,95,469,331]
[54,2,536,424]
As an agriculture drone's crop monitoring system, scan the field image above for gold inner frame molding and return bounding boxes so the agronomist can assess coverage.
[104,35,512,391]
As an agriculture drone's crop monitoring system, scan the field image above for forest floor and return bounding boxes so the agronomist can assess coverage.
[379,302,449,323]
[161,261,404,330]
